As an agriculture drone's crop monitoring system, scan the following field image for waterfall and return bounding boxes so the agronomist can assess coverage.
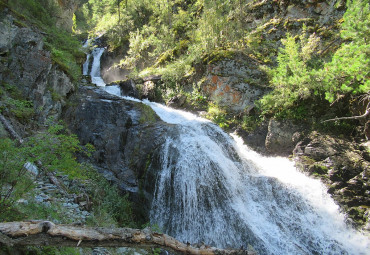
[143,102,369,255]
[82,39,106,87]
[82,54,90,75]
[81,44,369,255]
[90,48,106,87]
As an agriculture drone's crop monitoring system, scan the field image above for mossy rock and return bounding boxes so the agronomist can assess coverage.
[138,104,159,124]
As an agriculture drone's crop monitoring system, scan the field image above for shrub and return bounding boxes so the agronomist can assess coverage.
[0,138,34,216]
[259,0,370,118]
[206,103,229,128]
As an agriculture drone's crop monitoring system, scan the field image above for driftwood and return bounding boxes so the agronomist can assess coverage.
[0,221,255,255]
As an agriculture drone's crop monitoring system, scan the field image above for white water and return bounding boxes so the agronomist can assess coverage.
[145,105,369,254]
[82,45,370,255]
[82,40,106,86]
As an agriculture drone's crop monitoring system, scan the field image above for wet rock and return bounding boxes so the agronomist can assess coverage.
[117,79,139,98]
[294,132,370,229]
[63,86,169,221]
[167,95,187,108]
[235,122,269,154]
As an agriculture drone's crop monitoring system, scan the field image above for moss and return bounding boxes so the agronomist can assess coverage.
[13,18,27,28]
[300,155,316,165]
[312,163,329,175]
[202,49,236,64]
[139,104,158,124]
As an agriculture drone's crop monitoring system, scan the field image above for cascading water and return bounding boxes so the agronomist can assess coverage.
[144,102,369,255]
[82,39,106,87]
[82,42,370,254]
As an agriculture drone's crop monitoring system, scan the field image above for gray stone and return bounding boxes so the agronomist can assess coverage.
[202,58,269,112]
[265,119,305,156]
[24,162,39,176]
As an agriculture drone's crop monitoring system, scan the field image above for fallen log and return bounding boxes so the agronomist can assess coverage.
[0,221,255,255]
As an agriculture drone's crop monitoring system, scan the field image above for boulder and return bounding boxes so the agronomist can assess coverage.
[202,56,269,112]
[167,94,187,109]
[117,79,139,98]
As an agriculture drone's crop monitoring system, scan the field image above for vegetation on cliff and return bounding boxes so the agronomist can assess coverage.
[1,0,84,81]
[76,0,369,136]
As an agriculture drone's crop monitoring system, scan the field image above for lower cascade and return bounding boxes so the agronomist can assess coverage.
[83,45,369,255]
[145,103,368,255]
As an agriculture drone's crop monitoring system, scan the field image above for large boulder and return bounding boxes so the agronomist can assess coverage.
[265,119,305,156]
[202,55,269,112]
[63,86,169,222]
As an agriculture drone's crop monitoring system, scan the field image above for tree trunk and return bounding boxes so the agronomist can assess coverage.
[0,221,255,254]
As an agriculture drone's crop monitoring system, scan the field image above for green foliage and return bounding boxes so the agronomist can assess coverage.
[0,138,34,216]
[8,0,59,28]
[0,121,92,217]
[319,0,370,102]
[85,166,135,227]
[25,122,87,179]
[206,102,229,129]
[77,0,253,87]
[3,97,35,121]
[0,83,34,122]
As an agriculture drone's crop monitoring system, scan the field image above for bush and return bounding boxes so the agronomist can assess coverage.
[0,138,34,216]
[84,165,136,227]
[25,123,88,179]
[206,103,229,128]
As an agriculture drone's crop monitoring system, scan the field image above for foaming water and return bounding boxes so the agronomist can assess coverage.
[82,44,369,254]
[146,106,369,254]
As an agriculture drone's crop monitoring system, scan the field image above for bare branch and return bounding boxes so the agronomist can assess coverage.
[0,221,255,255]
[322,99,370,123]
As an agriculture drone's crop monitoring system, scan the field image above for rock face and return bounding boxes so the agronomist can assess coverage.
[63,86,169,221]
[294,133,370,230]
[0,14,75,125]
[53,0,79,32]
[202,56,269,112]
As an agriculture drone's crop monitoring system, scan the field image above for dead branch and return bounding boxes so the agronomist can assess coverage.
[0,114,23,143]
[0,221,255,255]
[322,100,370,123]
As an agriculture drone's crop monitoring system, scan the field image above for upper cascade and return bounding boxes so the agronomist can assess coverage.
[82,39,106,87]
